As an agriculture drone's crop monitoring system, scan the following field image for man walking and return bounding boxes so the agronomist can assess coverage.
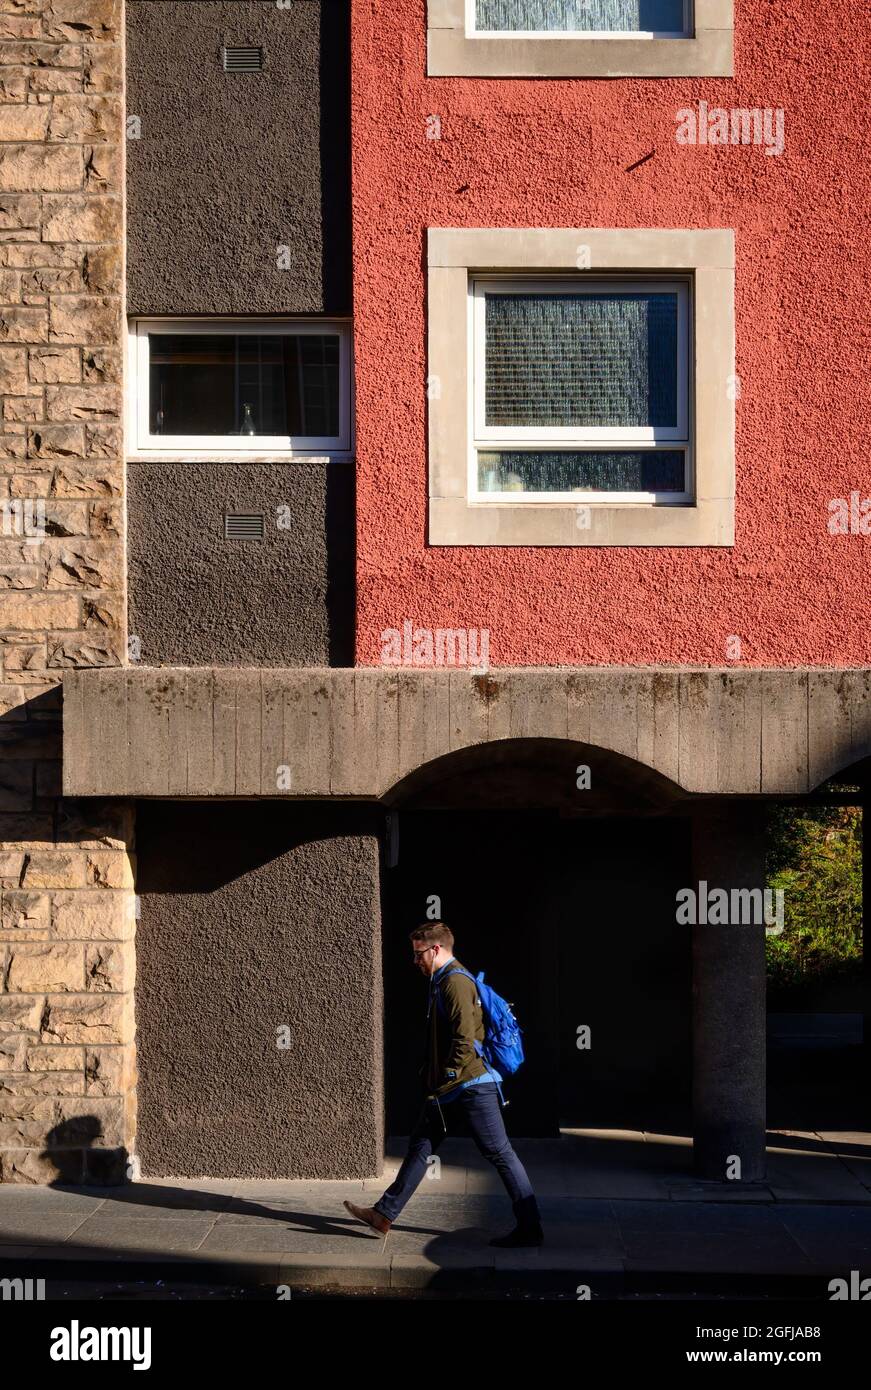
[344,922,543,1247]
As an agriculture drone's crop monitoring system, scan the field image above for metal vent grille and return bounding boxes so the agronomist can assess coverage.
[222,46,263,72]
[224,513,264,540]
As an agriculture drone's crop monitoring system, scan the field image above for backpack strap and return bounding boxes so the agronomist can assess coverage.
[442,966,477,990]
[432,966,477,1016]
[432,968,508,1108]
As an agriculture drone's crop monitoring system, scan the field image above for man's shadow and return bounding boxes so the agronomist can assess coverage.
[39,1119,446,1242]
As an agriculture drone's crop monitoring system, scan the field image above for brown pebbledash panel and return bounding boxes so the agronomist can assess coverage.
[126,1,351,315]
[135,802,384,1179]
[126,461,355,666]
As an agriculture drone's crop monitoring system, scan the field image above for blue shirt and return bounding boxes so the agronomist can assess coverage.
[429,956,503,1103]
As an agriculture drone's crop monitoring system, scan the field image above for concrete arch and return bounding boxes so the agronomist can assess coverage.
[384,736,688,813]
[810,757,870,796]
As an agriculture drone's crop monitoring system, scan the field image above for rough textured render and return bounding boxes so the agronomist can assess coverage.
[125,0,352,316]
[64,667,871,800]
[135,802,383,1179]
[0,0,133,1185]
[126,461,355,668]
[352,0,868,665]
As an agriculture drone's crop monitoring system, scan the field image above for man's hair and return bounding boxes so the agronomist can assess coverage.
[409,921,454,950]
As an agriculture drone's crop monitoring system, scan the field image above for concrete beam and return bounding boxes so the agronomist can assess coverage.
[62,667,871,800]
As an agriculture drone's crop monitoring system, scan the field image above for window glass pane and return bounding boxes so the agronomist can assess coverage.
[484,291,678,429]
[475,0,686,31]
[148,333,341,437]
[478,450,686,493]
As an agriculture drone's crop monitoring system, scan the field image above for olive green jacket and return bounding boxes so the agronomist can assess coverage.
[425,957,489,1098]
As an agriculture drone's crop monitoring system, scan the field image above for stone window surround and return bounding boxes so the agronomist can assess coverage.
[427,227,735,547]
[427,0,733,78]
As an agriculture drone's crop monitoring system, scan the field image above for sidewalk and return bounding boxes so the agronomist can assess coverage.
[1,1129,870,1294]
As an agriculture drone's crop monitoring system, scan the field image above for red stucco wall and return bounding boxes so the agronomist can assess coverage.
[351,1,869,667]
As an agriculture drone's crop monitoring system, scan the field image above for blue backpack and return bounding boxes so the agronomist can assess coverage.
[434,967,525,1081]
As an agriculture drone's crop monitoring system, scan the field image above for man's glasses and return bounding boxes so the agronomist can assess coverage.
[412,946,437,960]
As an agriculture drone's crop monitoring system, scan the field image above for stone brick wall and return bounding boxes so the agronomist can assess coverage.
[0,0,133,1184]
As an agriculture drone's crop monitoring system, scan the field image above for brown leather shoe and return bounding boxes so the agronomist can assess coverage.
[343,1200,392,1236]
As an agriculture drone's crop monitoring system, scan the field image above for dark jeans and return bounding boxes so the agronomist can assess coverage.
[373,1082,541,1230]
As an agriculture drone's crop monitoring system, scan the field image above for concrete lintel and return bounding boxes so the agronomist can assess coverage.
[62,667,871,801]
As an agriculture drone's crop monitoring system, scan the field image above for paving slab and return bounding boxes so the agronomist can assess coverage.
[766,1153,871,1202]
[229,1180,369,1199]
[777,1207,871,1266]
[363,1170,468,1195]
[0,1190,108,1215]
[564,1172,673,1200]
[611,1199,785,1235]
[0,1215,92,1244]
[665,1182,774,1202]
[197,1225,381,1256]
[128,1179,242,1196]
[830,1156,871,1192]
[57,1217,218,1253]
[623,1225,810,1261]
[68,1185,236,1214]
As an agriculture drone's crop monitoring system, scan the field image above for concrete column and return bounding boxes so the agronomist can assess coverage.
[691,804,767,1182]
[862,779,870,1094]
[135,803,384,1180]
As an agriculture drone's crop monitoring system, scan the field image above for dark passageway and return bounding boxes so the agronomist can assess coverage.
[382,809,693,1137]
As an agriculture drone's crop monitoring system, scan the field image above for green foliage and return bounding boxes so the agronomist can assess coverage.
[765,806,863,1002]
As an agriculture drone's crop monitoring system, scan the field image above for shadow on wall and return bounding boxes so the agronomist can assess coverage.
[319,0,352,316]
[1,686,62,812]
[319,0,354,669]
[135,801,382,896]
[325,460,356,666]
[0,687,133,849]
[41,1118,129,1186]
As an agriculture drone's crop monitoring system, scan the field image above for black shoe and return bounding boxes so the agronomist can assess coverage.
[489,1225,544,1248]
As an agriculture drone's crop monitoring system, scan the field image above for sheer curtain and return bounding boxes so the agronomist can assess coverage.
[477,450,685,493]
[484,291,678,430]
[474,1,687,32]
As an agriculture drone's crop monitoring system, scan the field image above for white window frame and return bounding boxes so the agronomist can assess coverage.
[469,275,692,505]
[128,317,353,456]
[466,0,692,40]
